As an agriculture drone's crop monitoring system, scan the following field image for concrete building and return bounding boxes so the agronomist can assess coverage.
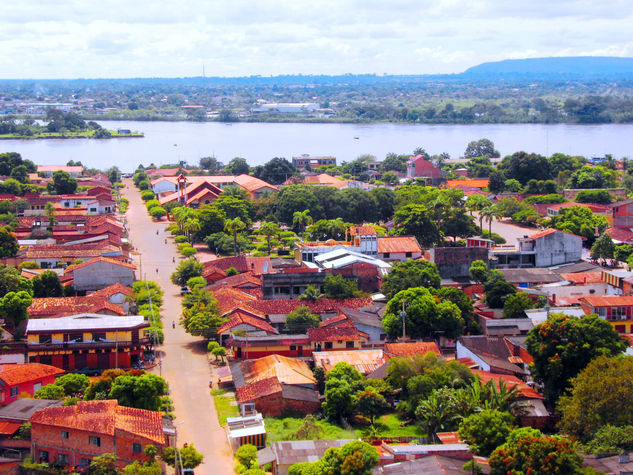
[428,246,490,279]
[65,257,136,292]
[292,154,336,169]
[491,229,583,268]
[37,165,84,177]
[262,269,327,300]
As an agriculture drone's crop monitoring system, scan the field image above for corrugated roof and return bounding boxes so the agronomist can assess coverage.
[65,256,136,273]
[580,295,633,307]
[377,236,422,254]
[446,179,489,189]
[312,349,384,374]
[27,314,147,333]
[239,355,315,387]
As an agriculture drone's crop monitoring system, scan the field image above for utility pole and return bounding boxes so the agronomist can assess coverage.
[400,300,407,341]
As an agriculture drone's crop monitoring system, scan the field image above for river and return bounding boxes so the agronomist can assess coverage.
[1,120,632,172]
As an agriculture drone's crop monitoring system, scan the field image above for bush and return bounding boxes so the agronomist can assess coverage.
[181,246,197,258]
[575,189,614,204]
[225,267,238,276]
[174,235,188,244]
[145,199,161,210]
[138,180,151,190]
[141,190,156,201]
[150,207,167,220]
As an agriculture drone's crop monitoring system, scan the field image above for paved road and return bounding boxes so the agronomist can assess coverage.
[120,179,234,475]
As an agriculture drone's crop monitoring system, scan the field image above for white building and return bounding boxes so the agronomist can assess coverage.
[492,229,583,268]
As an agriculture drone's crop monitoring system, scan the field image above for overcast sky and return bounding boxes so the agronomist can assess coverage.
[2,0,632,79]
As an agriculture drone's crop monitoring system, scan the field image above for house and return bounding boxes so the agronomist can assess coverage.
[383,341,441,358]
[217,308,278,340]
[312,349,385,374]
[203,255,273,277]
[427,247,491,279]
[0,364,64,404]
[235,376,320,417]
[610,197,633,228]
[282,173,349,189]
[21,242,124,268]
[456,336,528,377]
[0,399,64,447]
[28,296,126,318]
[231,354,315,388]
[37,165,84,177]
[227,413,266,450]
[491,229,583,268]
[406,155,442,184]
[157,174,278,204]
[258,440,356,475]
[374,455,470,475]
[292,155,337,169]
[227,334,311,360]
[26,314,150,370]
[579,295,633,333]
[89,284,134,314]
[338,306,386,343]
[261,269,327,300]
[30,400,170,470]
[308,326,369,352]
[64,257,136,292]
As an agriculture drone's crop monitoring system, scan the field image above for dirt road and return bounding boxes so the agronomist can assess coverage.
[120,179,234,474]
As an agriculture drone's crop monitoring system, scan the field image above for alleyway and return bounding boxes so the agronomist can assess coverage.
[120,179,234,474]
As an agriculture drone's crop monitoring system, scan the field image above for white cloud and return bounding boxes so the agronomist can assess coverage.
[0,0,631,78]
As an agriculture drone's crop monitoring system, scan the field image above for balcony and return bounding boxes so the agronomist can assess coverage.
[28,338,150,352]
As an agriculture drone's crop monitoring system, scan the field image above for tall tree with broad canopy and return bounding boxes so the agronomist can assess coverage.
[458,409,514,456]
[381,260,441,299]
[170,259,204,287]
[0,227,18,258]
[47,170,77,194]
[224,157,250,175]
[285,306,321,334]
[591,232,615,264]
[525,313,627,405]
[382,287,464,340]
[391,203,438,248]
[464,138,500,159]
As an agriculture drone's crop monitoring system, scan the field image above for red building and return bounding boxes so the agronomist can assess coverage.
[0,364,64,405]
[406,155,443,183]
[30,400,171,471]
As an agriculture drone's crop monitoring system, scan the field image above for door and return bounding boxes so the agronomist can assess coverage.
[298,346,303,357]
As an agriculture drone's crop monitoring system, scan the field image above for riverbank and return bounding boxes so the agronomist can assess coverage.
[0,130,143,140]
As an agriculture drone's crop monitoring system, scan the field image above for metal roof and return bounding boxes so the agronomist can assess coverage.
[27,314,147,333]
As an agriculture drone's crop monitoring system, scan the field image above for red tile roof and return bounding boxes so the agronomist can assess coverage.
[28,296,126,318]
[319,314,352,328]
[446,179,489,189]
[207,272,262,290]
[90,283,134,298]
[0,422,21,435]
[236,376,282,403]
[377,236,422,254]
[307,326,367,342]
[246,297,373,316]
[233,174,278,193]
[205,256,273,275]
[240,355,315,386]
[30,400,166,445]
[606,227,633,243]
[472,369,543,400]
[0,363,63,386]
[580,295,633,307]
[212,288,258,314]
[217,309,277,335]
[384,342,441,358]
[559,272,603,284]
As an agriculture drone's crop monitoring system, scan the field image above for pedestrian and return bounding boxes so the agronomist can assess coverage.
[156,230,158,235]
[172,321,175,329]
[164,239,167,244]
[156,268,158,273]
[172,257,175,263]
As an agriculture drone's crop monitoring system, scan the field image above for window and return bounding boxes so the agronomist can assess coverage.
[68,333,83,343]
[39,356,52,365]
[10,387,18,397]
[324,342,333,349]
[61,430,69,439]
[39,334,52,344]
[346,341,355,349]
[57,453,69,464]
[33,382,41,392]
[290,345,296,351]
[383,253,390,259]
[39,450,49,463]
[92,333,106,342]
[133,443,142,454]
[89,436,101,447]
[80,458,91,467]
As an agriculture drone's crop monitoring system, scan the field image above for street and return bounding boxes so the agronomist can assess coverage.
[120,179,234,474]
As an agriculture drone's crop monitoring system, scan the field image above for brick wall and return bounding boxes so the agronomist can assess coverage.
[253,393,320,417]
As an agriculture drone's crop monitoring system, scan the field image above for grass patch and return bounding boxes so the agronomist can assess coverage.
[211,389,239,426]
[354,414,425,438]
[264,417,357,441]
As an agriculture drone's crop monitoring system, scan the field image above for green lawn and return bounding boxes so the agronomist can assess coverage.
[264,413,422,441]
[211,389,240,425]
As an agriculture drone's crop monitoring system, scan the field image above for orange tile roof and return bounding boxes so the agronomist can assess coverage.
[304,174,348,189]
[580,295,633,307]
[207,272,262,290]
[0,422,21,435]
[349,226,377,236]
[436,432,462,444]
[90,283,134,299]
[30,400,166,445]
[240,355,315,386]
[384,342,441,358]
[377,236,422,254]
[28,296,126,318]
[246,297,373,316]
[217,310,277,335]
[233,174,278,192]
[560,272,603,284]
[37,165,84,174]
[472,369,543,399]
[308,326,367,342]
[446,179,489,189]
[529,228,583,240]
[212,287,258,314]
[65,256,136,273]
[0,363,64,386]
[236,376,282,403]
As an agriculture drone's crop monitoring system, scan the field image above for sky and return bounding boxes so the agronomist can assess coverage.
[2,0,633,79]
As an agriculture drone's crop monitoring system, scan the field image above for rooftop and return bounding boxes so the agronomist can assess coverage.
[64,256,136,273]
[384,341,441,358]
[312,349,385,374]
[580,295,633,307]
[308,326,367,342]
[0,398,64,422]
[28,296,126,318]
[27,313,148,333]
[237,355,315,387]
[0,363,64,386]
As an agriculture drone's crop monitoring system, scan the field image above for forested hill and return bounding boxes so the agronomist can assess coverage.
[461,56,633,80]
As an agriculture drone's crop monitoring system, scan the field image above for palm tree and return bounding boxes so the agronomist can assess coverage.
[183,218,201,243]
[481,205,498,238]
[299,285,322,301]
[260,221,281,255]
[328,218,346,240]
[415,392,457,442]
[172,207,194,232]
[224,217,246,256]
[293,209,313,237]
[466,195,492,231]
[45,201,57,227]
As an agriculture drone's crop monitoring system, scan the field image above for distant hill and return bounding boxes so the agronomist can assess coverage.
[461,56,633,80]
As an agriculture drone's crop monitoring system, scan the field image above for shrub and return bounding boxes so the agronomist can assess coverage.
[150,207,167,220]
[145,199,161,211]
[141,190,156,201]
[174,235,188,244]
[181,246,197,258]
[225,267,238,276]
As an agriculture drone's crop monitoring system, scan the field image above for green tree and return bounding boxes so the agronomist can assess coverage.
[575,189,614,204]
[392,203,438,247]
[313,366,326,394]
[224,157,250,175]
[199,156,223,173]
[0,227,18,258]
[194,205,225,240]
[498,152,552,184]
[489,432,582,475]
[213,189,252,224]
[464,139,499,158]
[255,157,296,185]
[276,185,318,225]
[382,260,441,299]
[170,259,204,286]
[465,194,493,231]
[469,260,488,283]
[591,232,615,264]
[259,221,281,255]
[54,373,90,396]
[108,373,168,411]
[371,186,396,220]
[487,170,505,194]
[502,292,532,319]
[211,346,226,363]
[89,453,119,475]
[299,285,322,301]
[323,274,357,299]
[558,355,633,442]
[415,390,459,439]
[483,270,516,308]
[224,217,246,256]
[545,205,608,247]
[150,206,166,220]
[0,290,32,329]
[526,314,627,405]
[161,443,204,470]
[292,209,313,235]
[34,384,65,400]
[10,165,29,183]
[107,166,121,184]
[31,270,63,298]
[458,409,514,456]
[235,444,258,467]
[586,425,633,455]
[47,170,77,194]
[285,306,321,334]
[355,387,388,424]
[181,300,225,339]
[382,287,464,340]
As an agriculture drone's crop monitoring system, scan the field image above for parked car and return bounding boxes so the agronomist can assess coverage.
[180,286,190,295]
